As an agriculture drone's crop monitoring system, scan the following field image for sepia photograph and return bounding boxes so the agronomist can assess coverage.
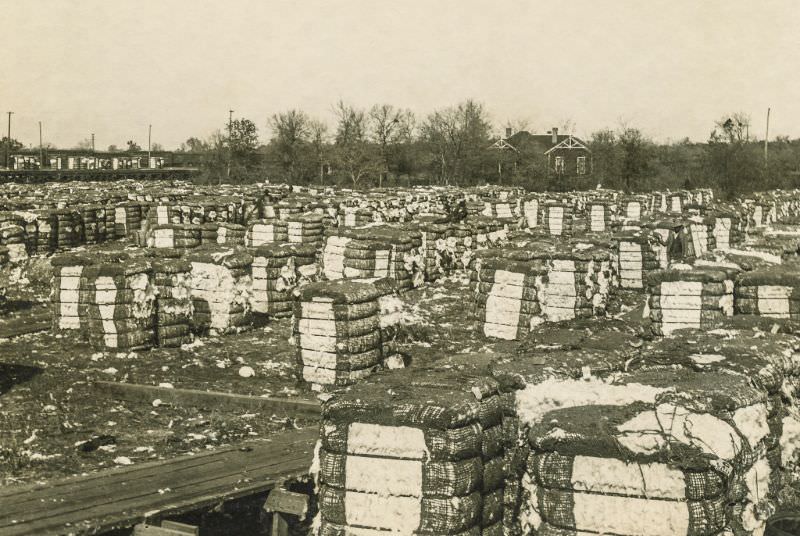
[2,1,800,534]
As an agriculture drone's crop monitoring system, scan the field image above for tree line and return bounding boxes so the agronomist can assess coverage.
[7,100,798,198]
[178,102,800,198]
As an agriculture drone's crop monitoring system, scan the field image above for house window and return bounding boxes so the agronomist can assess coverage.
[577,156,586,175]
[555,156,565,173]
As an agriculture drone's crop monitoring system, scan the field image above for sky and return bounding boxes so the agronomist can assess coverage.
[2,0,799,150]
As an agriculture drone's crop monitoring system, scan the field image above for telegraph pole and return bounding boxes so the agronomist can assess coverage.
[226,110,234,182]
[764,107,771,165]
[6,111,13,169]
[91,133,95,152]
[148,124,152,168]
[39,121,44,168]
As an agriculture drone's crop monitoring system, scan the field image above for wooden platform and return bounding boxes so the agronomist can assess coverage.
[0,427,317,536]
[0,313,50,340]
[93,381,321,420]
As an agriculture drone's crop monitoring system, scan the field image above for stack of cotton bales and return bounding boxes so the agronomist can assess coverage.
[215,222,246,246]
[522,195,540,228]
[491,347,778,536]
[145,203,181,226]
[668,192,684,214]
[199,223,218,245]
[0,246,8,280]
[53,209,81,250]
[287,213,325,249]
[749,201,772,228]
[79,205,101,245]
[147,224,201,250]
[650,192,668,213]
[646,267,736,336]
[585,200,613,232]
[274,201,303,221]
[82,260,157,351]
[619,195,645,221]
[0,220,28,263]
[644,219,681,268]
[614,230,661,289]
[540,203,574,237]
[316,365,509,535]
[371,226,424,290]
[472,218,509,250]
[482,199,516,219]
[712,210,744,251]
[640,330,799,516]
[321,232,391,281]
[102,204,116,241]
[538,246,615,322]
[410,220,451,282]
[735,267,800,320]
[681,216,717,259]
[449,223,476,271]
[34,211,55,254]
[21,216,38,256]
[246,219,288,246]
[292,281,383,388]
[51,255,95,331]
[114,202,142,237]
[339,206,374,227]
[473,254,547,340]
[151,255,194,347]
[251,243,318,317]
[187,247,253,335]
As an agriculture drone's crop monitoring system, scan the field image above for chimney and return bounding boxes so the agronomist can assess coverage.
[551,127,558,144]
[505,127,512,138]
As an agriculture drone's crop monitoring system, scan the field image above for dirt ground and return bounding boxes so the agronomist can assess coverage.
[0,263,532,485]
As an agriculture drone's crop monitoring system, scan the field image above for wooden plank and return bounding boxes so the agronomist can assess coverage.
[0,313,50,339]
[92,381,321,419]
[0,430,312,518]
[8,453,311,536]
[0,427,316,536]
[160,521,199,534]
[264,489,309,516]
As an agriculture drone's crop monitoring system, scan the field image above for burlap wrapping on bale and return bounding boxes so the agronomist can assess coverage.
[508,363,777,535]
[81,261,157,350]
[150,257,193,347]
[186,247,252,268]
[185,247,252,334]
[294,280,382,305]
[316,359,509,533]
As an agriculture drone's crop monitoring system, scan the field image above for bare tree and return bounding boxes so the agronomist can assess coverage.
[269,109,311,180]
[421,99,491,184]
[75,138,93,150]
[504,118,531,136]
[558,118,576,135]
[369,104,415,187]
[309,118,329,184]
[333,101,379,186]
[711,112,751,143]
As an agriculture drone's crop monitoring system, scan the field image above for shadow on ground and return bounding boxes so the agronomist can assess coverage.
[0,363,43,396]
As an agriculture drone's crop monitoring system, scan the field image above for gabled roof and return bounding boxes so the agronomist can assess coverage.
[488,138,518,152]
[506,131,591,154]
[544,135,590,154]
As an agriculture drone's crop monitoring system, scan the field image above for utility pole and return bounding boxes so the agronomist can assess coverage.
[226,110,234,182]
[6,111,13,169]
[91,133,95,152]
[148,124,152,168]
[39,121,44,168]
[764,107,771,165]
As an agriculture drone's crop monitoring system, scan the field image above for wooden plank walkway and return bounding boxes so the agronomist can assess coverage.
[0,313,50,340]
[93,381,321,420]
[0,427,318,536]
